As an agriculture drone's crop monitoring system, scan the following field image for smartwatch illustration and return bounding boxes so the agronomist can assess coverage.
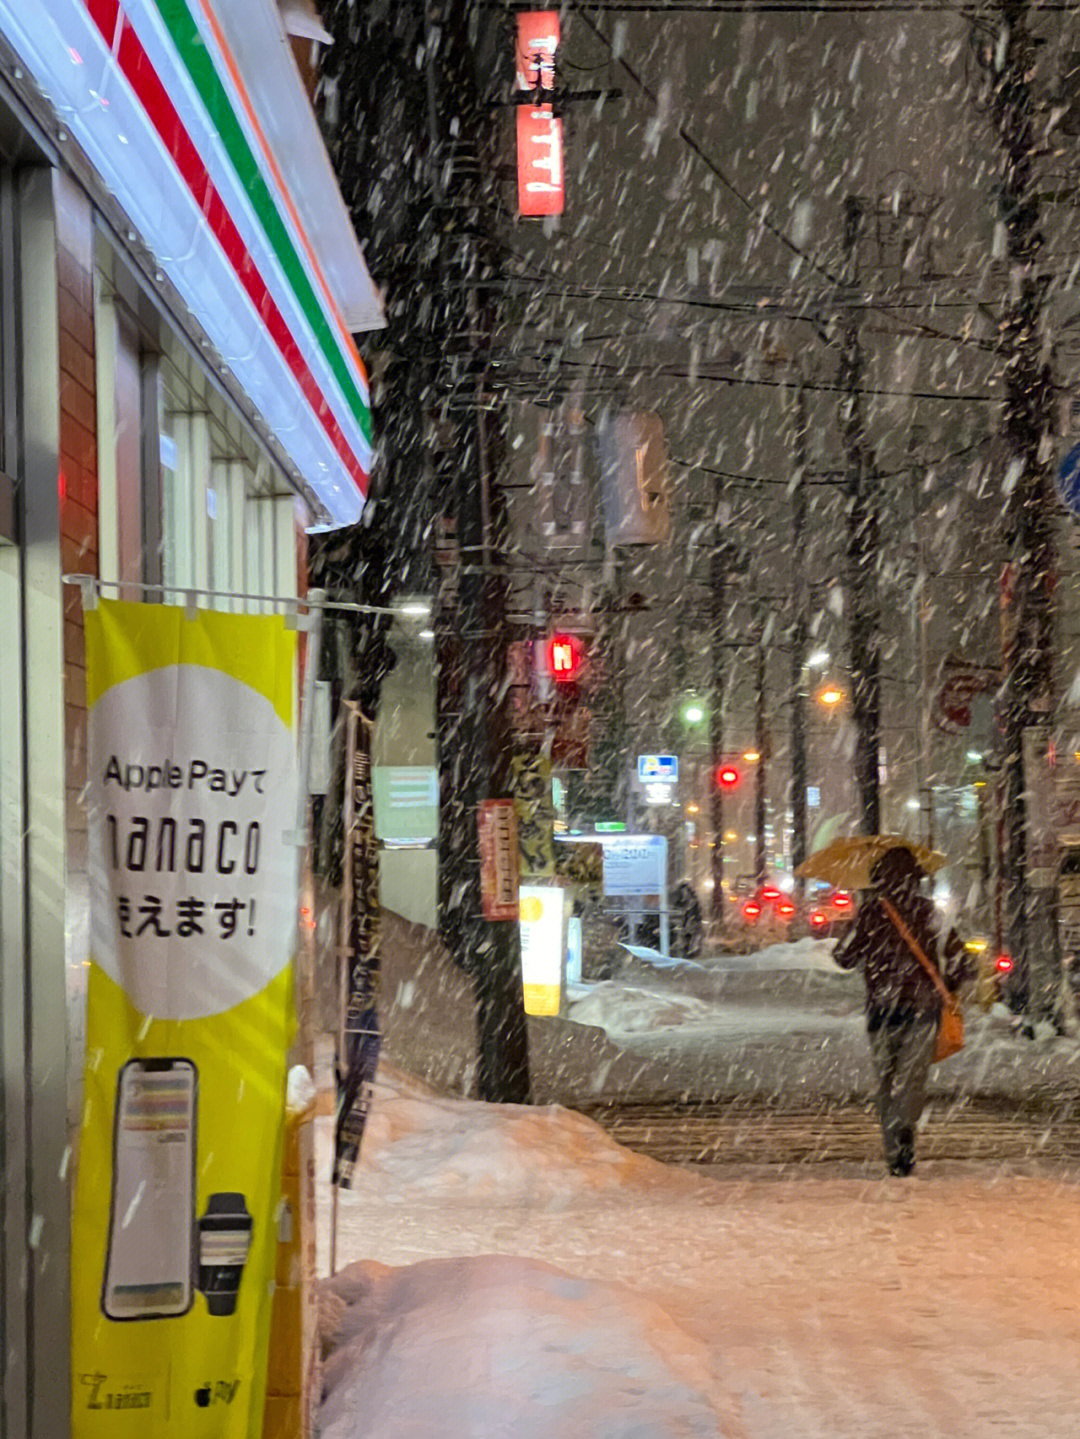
[197,1193,253,1317]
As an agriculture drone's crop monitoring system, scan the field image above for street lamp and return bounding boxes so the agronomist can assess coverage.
[681,697,706,726]
[816,682,846,709]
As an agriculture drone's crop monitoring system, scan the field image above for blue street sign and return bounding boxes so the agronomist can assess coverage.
[637,753,678,783]
[1057,443,1080,518]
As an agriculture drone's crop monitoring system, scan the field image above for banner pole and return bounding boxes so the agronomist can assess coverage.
[330,703,358,1278]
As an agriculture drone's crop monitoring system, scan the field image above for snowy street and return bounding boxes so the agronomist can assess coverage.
[318,1065,1080,1439]
[318,936,1080,1438]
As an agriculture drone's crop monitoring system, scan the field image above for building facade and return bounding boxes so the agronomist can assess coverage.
[0,3,379,1434]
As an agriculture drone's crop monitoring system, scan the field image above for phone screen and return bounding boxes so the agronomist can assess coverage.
[102,1058,197,1321]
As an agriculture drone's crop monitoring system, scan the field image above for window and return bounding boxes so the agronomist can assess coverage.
[95,242,302,611]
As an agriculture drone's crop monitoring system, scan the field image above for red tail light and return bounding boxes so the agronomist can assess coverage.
[832,891,852,910]
[743,901,761,921]
[809,909,828,928]
[778,901,795,919]
[761,886,781,903]
[995,953,1014,974]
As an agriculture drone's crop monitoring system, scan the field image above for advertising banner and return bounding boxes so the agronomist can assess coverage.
[519,885,567,1016]
[477,800,521,921]
[72,599,299,1438]
[333,706,381,1188]
[511,753,556,879]
[601,834,668,899]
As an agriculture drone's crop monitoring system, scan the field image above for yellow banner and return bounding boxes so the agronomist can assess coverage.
[72,600,299,1438]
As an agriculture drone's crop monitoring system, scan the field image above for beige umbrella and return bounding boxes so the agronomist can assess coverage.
[796,834,948,891]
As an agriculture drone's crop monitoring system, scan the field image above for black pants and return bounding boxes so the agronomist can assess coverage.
[867,1009,938,1171]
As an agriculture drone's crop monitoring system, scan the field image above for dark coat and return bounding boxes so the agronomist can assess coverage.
[834,890,969,1018]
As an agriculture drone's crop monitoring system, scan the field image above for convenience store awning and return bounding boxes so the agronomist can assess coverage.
[0,0,382,527]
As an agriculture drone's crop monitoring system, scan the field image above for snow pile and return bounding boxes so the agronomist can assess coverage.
[320,1254,745,1439]
[354,1067,701,1205]
[568,982,722,1034]
[318,1064,1080,1438]
[715,937,841,973]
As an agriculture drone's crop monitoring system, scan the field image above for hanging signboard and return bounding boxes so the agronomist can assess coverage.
[637,754,679,784]
[515,10,564,216]
[601,834,668,899]
[478,800,521,920]
[1023,725,1057,888]
[511,753,557,878]
[73,599,299,1438]
[519,884,567,1016]
[515,11,559,90]
[517,106,565,216]
[334,706,382,1189]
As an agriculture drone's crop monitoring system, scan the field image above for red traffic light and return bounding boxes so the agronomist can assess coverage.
[716,765,741,790]
[995,953,1014,974]
[547,633,584,683]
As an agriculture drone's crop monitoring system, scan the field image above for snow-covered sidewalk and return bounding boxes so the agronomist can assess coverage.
[318,1065,1080,1439]
[376,921,1080,1105]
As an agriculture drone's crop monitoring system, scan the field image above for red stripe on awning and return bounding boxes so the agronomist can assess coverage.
[84,0,369,500]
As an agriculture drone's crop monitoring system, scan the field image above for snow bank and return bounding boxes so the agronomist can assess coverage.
[568,982,722,1034]
[352,1065,703,1205]
[320,1255,745,1439]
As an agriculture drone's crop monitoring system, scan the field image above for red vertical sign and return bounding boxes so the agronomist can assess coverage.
[478,800,521,920]
[515,11,560,91]
[515,12,565,217]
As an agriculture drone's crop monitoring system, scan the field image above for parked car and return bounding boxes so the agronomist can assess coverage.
[737,882,856,940]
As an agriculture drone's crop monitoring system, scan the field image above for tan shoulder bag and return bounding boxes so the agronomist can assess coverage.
[880,897,965,1063]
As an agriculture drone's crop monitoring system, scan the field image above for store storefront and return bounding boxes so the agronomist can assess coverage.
[0,4,380,1434]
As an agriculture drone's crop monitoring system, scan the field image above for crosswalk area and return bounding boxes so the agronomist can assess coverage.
[578,1095,1080,1167]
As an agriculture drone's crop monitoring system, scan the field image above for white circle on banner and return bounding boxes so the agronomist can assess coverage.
[87,665,298,1019]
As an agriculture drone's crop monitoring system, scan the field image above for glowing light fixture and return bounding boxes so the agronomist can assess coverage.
[816,683,845,708]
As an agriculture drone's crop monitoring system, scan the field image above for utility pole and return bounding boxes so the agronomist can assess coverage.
[790,387,809,895]
[986,1,1060,1026]
[840,195,881,835]
[433,4,531,1100]
[710,481,726,926]
[755,624,768,888]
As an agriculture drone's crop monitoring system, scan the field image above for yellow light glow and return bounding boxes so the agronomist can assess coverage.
[687,803,700,815]
[724,830,738,842]
[817,684,845,708]
[742,750,761,763]
[964,938,989,954]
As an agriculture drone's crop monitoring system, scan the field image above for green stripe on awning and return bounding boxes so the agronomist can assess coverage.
[155,0,372,446]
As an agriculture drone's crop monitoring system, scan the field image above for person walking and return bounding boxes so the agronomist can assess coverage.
[834,846,971,1176]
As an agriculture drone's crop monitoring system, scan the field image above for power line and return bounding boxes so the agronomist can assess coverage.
[530,9,1000,354]
[523,353,1000,401]
[551,1,1080,10]
[571,5,845,289]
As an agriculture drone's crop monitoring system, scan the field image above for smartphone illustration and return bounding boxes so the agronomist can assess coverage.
[102,1057,198,1321]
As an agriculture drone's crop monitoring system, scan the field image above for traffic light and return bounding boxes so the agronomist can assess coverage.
[546,632,584,684]
[715,764,741,790]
